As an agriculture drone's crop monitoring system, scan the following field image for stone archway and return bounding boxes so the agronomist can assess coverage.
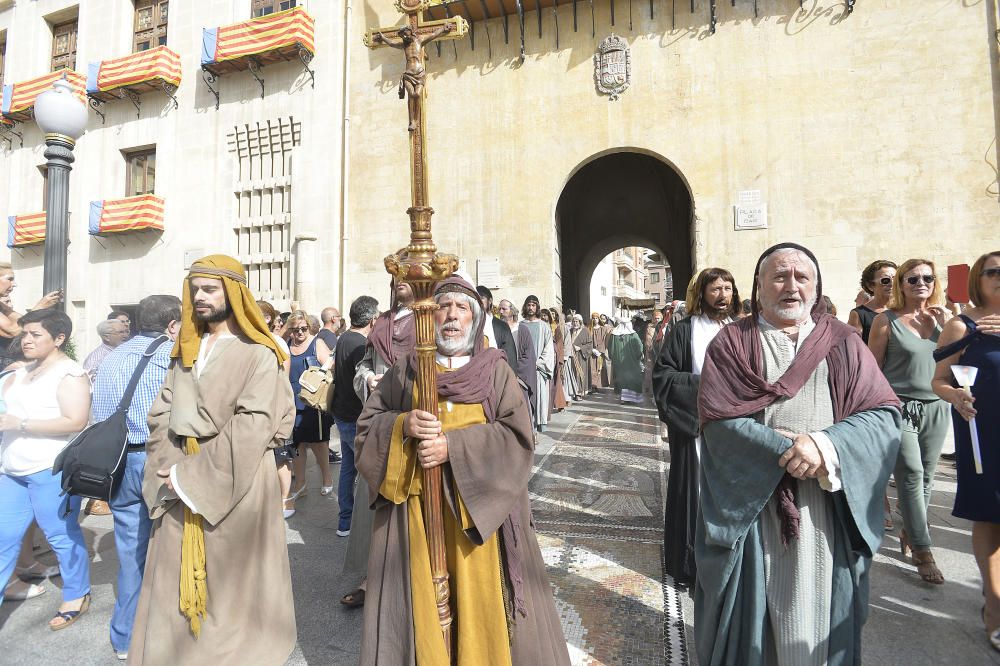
[556,150,694,314]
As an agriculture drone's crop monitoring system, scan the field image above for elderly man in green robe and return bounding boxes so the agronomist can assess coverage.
[695,243,901,666]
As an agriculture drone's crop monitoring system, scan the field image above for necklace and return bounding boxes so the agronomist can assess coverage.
[25,355,62,382]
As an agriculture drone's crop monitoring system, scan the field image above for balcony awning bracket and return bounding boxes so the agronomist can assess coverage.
[87,95,107,124]
[0,121,24,149]
[247,57,265,98]
[119,88,141,119]
[161,82,179,110]
[514,0,526,61]
[296,46,316,88]
[201,67,221,110]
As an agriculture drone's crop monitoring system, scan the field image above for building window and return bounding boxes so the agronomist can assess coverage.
[0,33,6,85]
[600,286,607,296]
[653,294,661,303]
[51,19,78,71]
[124,148,156,195]
[229,117,300,303]
[651,272,660,284]
[252,0,296,17]
[134,1,168,52]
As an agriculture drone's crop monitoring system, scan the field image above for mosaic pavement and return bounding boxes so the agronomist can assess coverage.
[531,391,689,666]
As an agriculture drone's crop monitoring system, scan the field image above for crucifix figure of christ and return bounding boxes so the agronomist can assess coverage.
[374,23,453,131]
[365,0,468,658]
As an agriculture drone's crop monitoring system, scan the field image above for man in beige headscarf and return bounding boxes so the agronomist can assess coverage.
[128,255,296,665]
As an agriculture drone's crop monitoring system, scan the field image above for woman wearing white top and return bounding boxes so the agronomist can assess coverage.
[0,309,91,629]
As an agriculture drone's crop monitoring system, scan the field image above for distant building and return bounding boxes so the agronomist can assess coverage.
[644,253,673,309]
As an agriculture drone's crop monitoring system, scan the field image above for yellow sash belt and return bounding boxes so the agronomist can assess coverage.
[179,436,208,637]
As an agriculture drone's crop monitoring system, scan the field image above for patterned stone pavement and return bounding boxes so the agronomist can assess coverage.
[5,389,999,664]
[531,390,689,666]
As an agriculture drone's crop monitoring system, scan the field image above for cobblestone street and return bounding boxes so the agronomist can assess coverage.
[2,390,999,664]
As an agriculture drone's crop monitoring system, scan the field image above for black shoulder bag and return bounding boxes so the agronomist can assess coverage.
[53,335,169,510]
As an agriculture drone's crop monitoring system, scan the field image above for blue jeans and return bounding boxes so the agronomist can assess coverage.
[336,420,358,532]
[0,470,90,606]
[109,451,152,653]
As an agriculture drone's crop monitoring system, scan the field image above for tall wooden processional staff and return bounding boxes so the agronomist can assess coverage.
[364,1,469,658]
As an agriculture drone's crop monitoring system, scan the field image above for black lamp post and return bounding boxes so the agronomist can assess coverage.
[34,74,87,308]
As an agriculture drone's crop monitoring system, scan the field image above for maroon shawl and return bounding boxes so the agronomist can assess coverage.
[698,243,900,544]
[369,290,416,368]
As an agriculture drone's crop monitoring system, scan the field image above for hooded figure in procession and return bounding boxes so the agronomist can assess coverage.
[129,255,296,665]
[694,244,901,666]
[354,273,570,665]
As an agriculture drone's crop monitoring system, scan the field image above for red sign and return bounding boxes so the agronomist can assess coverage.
[947,264,970,304]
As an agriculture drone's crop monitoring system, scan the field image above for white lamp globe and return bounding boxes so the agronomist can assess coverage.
[34,74,87,141]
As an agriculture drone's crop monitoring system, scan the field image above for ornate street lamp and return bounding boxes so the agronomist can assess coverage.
[34,74,87,307]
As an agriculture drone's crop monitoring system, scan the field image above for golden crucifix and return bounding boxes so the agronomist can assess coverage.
[365,0,468,658]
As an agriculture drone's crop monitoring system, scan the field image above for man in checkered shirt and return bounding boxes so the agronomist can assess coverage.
[91,294,180,661]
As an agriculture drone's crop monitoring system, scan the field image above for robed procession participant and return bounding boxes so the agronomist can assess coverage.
[607,317,644,404]
[549,308,570,415]
[695,244,901,666]
[520,295,554,432]
[129,255,296,665]
[653,267,741,588]
[355,274,570,665]
[589,312,610,389]
[564,314,593,401]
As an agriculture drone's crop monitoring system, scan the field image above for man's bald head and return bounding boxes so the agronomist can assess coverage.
[320,307,341,331]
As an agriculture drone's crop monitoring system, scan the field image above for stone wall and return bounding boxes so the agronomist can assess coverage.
[346,0,1000,315]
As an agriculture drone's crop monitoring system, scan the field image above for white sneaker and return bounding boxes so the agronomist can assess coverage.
[116,651,128,661]
[336,529,350,537]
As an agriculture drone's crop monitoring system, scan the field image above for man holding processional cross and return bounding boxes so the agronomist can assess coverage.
[360,2,569,663]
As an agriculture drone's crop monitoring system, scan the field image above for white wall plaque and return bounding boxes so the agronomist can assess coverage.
[477,257,501,289]
[734,190,767,230]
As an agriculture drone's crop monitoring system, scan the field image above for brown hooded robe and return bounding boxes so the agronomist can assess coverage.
[355,357,570,665]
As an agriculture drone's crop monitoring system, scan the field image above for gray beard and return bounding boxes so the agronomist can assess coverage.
[436,324,474,356]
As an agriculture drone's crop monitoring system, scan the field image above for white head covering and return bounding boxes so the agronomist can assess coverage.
[611,316,634,335]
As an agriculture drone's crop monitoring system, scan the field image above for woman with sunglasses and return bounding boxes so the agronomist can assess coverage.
[848,260,897,343]
[933,251,1000,649]
[285,311,334,502]
[869,259,952,584]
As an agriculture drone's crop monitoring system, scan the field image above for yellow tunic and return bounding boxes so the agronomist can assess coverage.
[379,377,512,666]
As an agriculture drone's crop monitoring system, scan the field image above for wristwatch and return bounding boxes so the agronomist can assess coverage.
[19,418,27,433]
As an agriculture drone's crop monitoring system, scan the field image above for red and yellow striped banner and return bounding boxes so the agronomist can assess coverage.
[89,194,164,235]
[209,6,315,65]
[92,46,181,94]
[7,212,47,248]
[3,70,86,120]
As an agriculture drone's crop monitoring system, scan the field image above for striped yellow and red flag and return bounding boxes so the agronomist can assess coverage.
[89,194,164,235]
[202,6,315,67]
[87,46,182,95]
[7,212,47,248]
[1,71,86,122]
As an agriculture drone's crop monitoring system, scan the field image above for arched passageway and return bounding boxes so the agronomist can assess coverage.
[556,151,694,314]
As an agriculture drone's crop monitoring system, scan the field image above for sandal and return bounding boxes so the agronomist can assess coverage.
[49,593,91,631]
[899,529,912,558]
[4,580,46,601]
[340,588,365,608]
[282,498,296,519]
[289,485,308,501]
[320,485,334,497]
[912,549,945,585]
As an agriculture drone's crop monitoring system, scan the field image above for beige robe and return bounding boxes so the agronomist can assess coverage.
[129,336,296,665]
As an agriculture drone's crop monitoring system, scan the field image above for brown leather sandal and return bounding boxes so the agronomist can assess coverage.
[912,549,944,585]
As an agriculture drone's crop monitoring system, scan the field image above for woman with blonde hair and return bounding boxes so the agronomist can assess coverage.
[869,258,952,584]
[284,311,334,500]
[933,251,1000,649]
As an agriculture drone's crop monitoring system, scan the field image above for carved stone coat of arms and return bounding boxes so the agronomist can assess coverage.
[594,34,630,101]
